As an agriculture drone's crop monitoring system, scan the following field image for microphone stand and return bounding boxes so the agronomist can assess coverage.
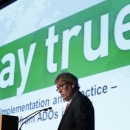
[19,107,52,130]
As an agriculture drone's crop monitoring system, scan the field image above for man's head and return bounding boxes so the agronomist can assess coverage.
[55,72,80,101]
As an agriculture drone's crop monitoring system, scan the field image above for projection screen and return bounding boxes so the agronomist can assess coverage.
[0,0,130,130]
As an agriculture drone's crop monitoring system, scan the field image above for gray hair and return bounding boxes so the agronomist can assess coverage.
[55,72,80,90]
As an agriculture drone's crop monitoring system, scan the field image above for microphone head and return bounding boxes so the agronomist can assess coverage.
[48,107,52,110]
[41,107,52,111]
[43,109,48,111]
[42,107,52,111]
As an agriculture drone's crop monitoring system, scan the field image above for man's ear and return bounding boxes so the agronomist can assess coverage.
[72,84,75,88]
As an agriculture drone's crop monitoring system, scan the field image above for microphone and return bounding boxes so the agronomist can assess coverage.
[18,107,52,122]
[19,107,52,130]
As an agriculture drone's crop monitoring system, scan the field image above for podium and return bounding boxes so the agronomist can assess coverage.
[0,115,18,130]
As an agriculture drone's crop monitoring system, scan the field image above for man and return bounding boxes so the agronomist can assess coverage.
[55,72,94,130]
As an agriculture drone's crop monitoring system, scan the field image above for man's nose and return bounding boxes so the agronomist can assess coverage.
[59,89,62,93]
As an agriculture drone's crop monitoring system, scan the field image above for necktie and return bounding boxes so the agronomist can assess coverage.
[65,103,69,110]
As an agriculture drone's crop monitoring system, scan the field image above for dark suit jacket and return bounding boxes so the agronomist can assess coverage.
[58,91,94,130]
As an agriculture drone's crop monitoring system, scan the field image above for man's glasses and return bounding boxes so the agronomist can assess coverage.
[56,82,68,92]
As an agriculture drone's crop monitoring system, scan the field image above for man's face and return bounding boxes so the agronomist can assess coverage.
[56,79,74,101]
